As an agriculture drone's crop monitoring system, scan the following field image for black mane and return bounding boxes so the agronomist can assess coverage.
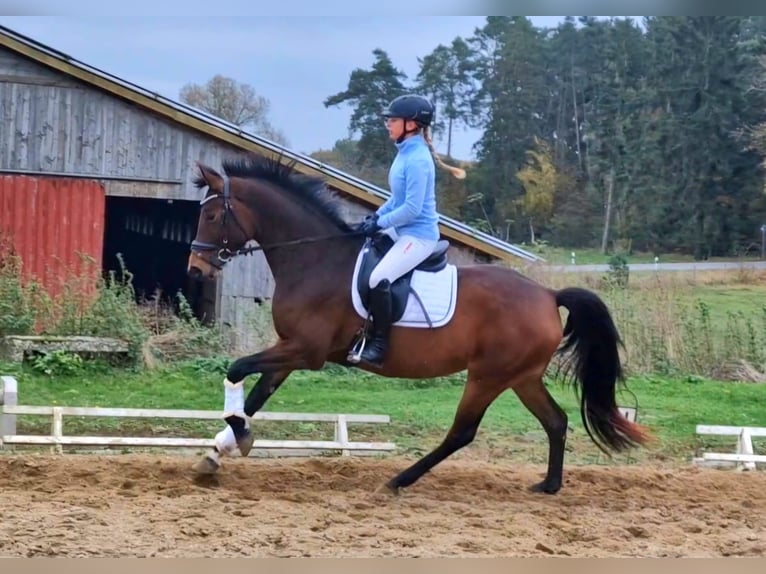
[194,153,354,232]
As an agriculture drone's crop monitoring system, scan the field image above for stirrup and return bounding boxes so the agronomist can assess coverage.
[347,316,372,364]
[347,334,367,364]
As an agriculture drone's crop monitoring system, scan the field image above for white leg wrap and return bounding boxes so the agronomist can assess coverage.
[222,378,246,421]
[208,447,223,466]
[214,425,239,456]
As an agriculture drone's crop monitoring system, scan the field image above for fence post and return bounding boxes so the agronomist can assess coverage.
[1,376,18,448]
[52,406,64,454]
[335,415,350,457]
[737,428,756,471]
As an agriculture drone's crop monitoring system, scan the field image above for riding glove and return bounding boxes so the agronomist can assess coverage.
[357,214,382,237]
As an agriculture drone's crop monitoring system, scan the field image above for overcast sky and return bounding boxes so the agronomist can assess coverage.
[1,15,578,160]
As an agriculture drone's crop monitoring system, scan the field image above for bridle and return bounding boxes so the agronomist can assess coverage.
[190,174,253,269]
[189,174,365,270]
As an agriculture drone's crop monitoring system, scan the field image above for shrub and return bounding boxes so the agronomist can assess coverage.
[0,245,225,369]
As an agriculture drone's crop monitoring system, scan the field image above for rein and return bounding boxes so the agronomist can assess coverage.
[190,174,363,267]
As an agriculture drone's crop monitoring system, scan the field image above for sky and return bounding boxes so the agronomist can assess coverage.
[0,15,575,160]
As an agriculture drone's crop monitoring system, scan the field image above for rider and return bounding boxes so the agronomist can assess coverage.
[354,94,466,367]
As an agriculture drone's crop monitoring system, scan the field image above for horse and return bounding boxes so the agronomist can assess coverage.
[186,152,651,495]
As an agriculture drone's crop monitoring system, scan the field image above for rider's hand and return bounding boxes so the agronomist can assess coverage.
[356,214,381,237]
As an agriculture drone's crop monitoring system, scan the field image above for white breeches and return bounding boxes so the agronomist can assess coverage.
[368,229,439,289]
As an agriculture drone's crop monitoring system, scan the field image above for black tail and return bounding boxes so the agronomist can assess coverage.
[554,287,650,454]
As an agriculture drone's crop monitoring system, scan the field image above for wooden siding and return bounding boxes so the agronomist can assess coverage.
[1,46,241,197]
[220,296,277,353]
[220,250,274,299]
[0,45,81,88]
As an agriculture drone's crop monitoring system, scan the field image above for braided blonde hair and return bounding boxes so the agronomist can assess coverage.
[422,126,466,180]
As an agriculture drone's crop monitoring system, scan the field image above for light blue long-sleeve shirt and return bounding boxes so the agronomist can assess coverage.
[375,134,440,241]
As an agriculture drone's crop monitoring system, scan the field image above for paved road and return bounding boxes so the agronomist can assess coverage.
[541,260,766,273]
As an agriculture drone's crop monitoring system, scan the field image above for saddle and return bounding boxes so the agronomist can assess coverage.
[355,233,450,324]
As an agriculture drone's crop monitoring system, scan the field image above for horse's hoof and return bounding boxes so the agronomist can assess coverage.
[375,481,400,497]
[192,455,220,475]
[529,479,561,494]
[237,431,255,457]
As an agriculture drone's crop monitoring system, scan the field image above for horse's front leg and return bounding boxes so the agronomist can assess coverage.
[193,339,317,475]
[220,368,293,456]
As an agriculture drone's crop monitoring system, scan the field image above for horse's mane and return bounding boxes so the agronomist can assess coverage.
[193,153,354,232]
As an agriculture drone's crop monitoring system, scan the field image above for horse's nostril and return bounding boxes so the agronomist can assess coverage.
[188,266,202,278]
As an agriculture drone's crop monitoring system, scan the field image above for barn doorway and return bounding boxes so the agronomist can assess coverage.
[101,195,219,325]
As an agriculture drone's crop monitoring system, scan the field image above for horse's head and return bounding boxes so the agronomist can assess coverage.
[188,153,364,280]
[187,162,255,279]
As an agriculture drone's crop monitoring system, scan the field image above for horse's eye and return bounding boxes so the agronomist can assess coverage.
[204,211,216,222]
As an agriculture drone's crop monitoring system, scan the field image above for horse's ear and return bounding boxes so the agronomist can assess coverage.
[196,162,223,191]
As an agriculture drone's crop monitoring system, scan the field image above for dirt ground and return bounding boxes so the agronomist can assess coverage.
[0,453,764,558]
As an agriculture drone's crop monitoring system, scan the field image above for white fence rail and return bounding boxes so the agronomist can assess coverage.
[694,424,766,470]
[617,406,637,423]
[0,376,395,457]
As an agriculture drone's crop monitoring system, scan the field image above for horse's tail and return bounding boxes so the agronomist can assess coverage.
[553,286,652,454]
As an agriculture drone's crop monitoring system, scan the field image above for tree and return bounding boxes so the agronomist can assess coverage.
[545,16,586,171]
[323,48,408,178]
[740,50,766,175]
[415,38,477,158]
[309,138,359,173]
[580,17,649,253]
[179,74,288,145]
[515,137,561,243]
[640,16,764,258]
[466,17,550,241]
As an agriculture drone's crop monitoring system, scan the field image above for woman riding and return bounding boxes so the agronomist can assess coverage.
[353,93,465,367]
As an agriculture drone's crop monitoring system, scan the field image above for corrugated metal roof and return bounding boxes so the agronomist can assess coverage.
[0,24,543,263]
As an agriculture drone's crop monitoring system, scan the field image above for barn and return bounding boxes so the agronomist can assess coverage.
[0,24,541,351]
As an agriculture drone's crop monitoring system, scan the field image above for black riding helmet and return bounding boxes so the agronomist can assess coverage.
[382,94,435,127]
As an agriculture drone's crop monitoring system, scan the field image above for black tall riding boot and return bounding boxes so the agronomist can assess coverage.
[360,279,393,367]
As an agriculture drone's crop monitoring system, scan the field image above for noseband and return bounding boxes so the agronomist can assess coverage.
[190,174,253,269]
[190,174,365,269]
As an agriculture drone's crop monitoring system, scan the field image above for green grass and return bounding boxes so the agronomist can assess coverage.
[686,284,766,320]
[620,281,766,337]
[607,281,766,327]
[2,359,764,467]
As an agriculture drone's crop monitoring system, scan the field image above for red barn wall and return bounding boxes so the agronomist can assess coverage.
[0,174,105,300]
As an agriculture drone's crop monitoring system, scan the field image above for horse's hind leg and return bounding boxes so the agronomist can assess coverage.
[511,376,568,494]
[381,376,504,494]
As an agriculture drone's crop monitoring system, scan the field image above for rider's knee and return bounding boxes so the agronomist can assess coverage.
[368,270,385,290]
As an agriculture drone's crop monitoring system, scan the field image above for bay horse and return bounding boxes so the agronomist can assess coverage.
[186,152,650,495]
